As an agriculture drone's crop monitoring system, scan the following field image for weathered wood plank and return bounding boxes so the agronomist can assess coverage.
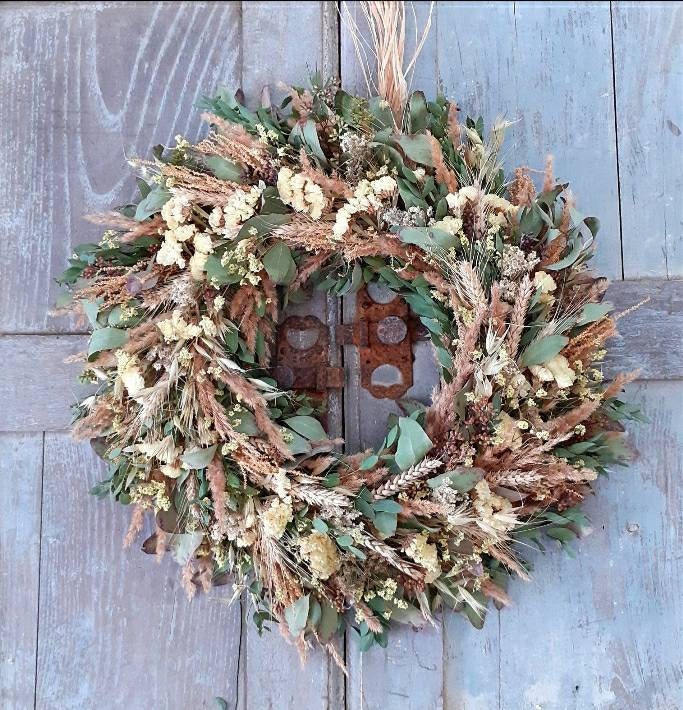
[0,1,241,334]
[498,381,683,709]
[443,610,500,710]
[603,278,683,380]
[239,3,345,708]
[613,2,683,279]
[0,334,89,432]
[339,11,445,679]
[0,433,42,709]
[36,433,242,709]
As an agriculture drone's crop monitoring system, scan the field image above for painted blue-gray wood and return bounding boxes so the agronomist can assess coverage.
[613,1,683,279]
[1,2,682,709]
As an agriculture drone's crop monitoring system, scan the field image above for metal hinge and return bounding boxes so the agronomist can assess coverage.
[273,287,427,401]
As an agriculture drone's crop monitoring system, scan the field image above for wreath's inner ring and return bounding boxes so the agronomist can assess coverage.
[273,282,432,414]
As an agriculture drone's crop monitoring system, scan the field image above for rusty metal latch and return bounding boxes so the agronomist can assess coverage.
[273,287,427,401]
[336,286,426,400]
[273,315,344,393]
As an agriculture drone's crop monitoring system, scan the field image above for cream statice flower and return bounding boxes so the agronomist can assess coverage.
[115,350,145,397]
[209,184,265,234]
[186,232,214,281]
[406,532,441,583]
[433,214,464,236]
[156,232,185,268]
[482,193,517,214]
[533,270,557,305]
[157,310,202,342]
[332,176,397,239]
[445,185,482,215]
[473,480,516,534]
[530,354,577,389]
[161,194,191,230]
[199,315,217,337]
[276,167,326,219]
[261,498,293,539]
[299,531,340,580]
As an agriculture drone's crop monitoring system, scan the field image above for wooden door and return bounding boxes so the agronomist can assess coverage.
[1,2,681,708]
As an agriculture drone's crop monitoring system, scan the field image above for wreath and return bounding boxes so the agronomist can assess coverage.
[57,7,641,664]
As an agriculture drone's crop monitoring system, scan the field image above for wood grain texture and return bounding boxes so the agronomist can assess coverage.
[2,278,677,433]
[439,1,622,280]
[2,2,682,709]
[0,334,89,432]
[603,278,683,380]
[0,1,241,334]
[613,2,683,279]
[35,433,242,709]
[497,381,683,709]
[341,284,444,708]
[0,433,43,709]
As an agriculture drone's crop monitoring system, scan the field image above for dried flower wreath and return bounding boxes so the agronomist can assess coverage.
[57,2,642,664]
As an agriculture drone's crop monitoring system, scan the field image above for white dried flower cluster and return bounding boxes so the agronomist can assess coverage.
[262,498,293,539]
[219,240,263,286]
[530,354,577,389]
[276,167,326,219]
[156,193,216,279]
[406,532,441,583]
[473,480,517,535]
[298,531,340,580]
[156,310,215,343]
[332,175,397,239]
[209,183,265,233]
[115,350,145,397]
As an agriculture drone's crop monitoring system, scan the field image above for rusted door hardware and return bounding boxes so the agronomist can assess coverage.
[274,288,425,401]
[273,315,344,394]
[337,286,425,400]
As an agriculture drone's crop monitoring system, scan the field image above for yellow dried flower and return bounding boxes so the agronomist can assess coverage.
[299,531,339,580]
[262,498,293,539]
[406,532,441,583]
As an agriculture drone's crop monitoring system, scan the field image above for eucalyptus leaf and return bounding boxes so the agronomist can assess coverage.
[285,594,310,637]
[545,236,583,271]
[205,254,240,286]
[520,335,569,367]
[87,327,128,358]
[408,91,428,132]
[263,241,296,284]
[82,299,102,329]
[427,467,483,492]
[394,417,433,471]
[577,302,612,327]
[396,134,435,166]
[318,602,339,642]
[181,444,217,470]
[374,511,398,537]
[284,415,327,441]
[373,499,402,514]
[204,155,242,182]
[399,226,458,251]
[168,532,204,566]
[238,213,290,239]
[285,429,312,456]
[134,185,171,221]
